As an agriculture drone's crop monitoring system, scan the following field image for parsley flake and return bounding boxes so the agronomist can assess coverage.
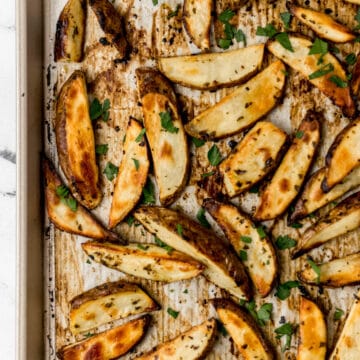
[137,244,149,251]
[132,158,140,171]
[275,281,300,300]
[240,236,252,243]
[95,144,108,155]
[218,9,235,23]
[191,137,205,148]
[126,215,135,226]
[160,111,179,133]
[167,307,179,319]
[275,32,294,52]
[256,226,266,239]
[152,0,158,5]
[176,224,183,237]
[196,208,211,228]
[256,23,277,38]
[154,236,173,254]
[280,12,292,29]
[275,323,295,352]
[334,308,344,320]
[309,63,334,80]
[239,250,248,261]
[167,4,180,19]
[309,38,328,56]
[208,145,222,166]
[103,162,118,181]
[142,178,156,205]
[295,130,304,139]
[329,75,348,88]
[346,53,357,66]
[90,98,110,122]
[275,235,296,250]
[135,128,146,143]
[56,185,77,212]
[307,257,321,283]
[201,171,216,178]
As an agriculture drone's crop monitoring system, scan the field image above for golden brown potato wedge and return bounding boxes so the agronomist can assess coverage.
[184,60,286,140]
[54,0,86,62]
[351,55,360,96]
[298,297,327,360]
[219,121,288,197]
[293,192,360,259]
[288,3,355,43]
[58,315,149,360]
[158,45,265,90]
[82,241,204,282]
[204,199,277,297]
[135,318,217,360]
[44,158,118,241]
[254,113,320,221]
[183,0,212,51]
[70,281,159,335]
[330,290,360,360]
[344,0,360,3]
[134,206,252,300]
[56,71,102,209]
[290,167,360,222]
[298,253,360,287]
[89,0,129,59]
[109,120,149,228]
[136,68,189,206]
[212,298,274,360]
[268,35,355,117]
[322,118,360,192]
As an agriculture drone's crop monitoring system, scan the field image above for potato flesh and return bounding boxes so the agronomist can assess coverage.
[291,167,360,221]
[109,120,149,228]
[219,121,287,196]
[70,286,156,335]
[204,199,277,297]
[299,253,360,286]
[268,36,355,117]
[82,242,204,282]
[158,45,264,90]
[136,319,216,360]
[255,115,320,220]
[290,5,355,43]
[330,290,360,360]
[142,93,188,205]
[298,297,327,360]
[183,0,212,51]
[184,61,286,139]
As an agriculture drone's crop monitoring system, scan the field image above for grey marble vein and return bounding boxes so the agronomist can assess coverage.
[0,149,16,164]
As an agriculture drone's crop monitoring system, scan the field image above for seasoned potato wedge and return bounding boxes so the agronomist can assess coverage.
[183,0,212,51]
[158,45,265,90]
[44,158,118,241]
[82,241,204,282]
[298,253,360,287]
[136,318,217,360]
[70,281,159,335]
[268,35,355,117]
[293,192,360,258]
[56,71,102,209]
[136,68,189,205]
[219,121,288,196]
[290,167,360,222]
[134,206,252,300]
[298,297,327,360]
[204,199,277,297]
[109,120,149,228]
[344,0,360,3]
[184,61,286,140]
[255,113,320,221]
[54,0,86,62]
[330,290,360,360]
[322,118,360,191]
[89,0,129,59]
[351,55,360,96]
[212,298,274,360]
[288,3,355,43]
[58,315,149,360]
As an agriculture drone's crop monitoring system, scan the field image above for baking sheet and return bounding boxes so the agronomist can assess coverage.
[43,0,360,359]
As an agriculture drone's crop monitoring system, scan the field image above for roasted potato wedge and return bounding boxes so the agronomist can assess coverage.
[136,68,189,205]
[255,113,320,221]
[56,71,102,209]
[293,192,360,258]
[344,0,360,3]
[136,318,217,360]
[290,167,360,222]
[204,199,277,297]
[219,121,288,197]
[330,290,360,360]
[70,281,159,335]
[54,0,86,62]
[212,298,274,360]
[44,158,118,241]
[351,55,360,96]
[89,0,129,59]
[82,241,204,282]
[58,315,149,360]
[109,120,149,228]
[268,35,355,117]
[322,118,360,191]
[298,296,327,360]
[288,3,355,43]
[134,206,252,300]
[184,60,286,140]
[183,0,212,51]
[298,252,360,287]
[158,45,265,90]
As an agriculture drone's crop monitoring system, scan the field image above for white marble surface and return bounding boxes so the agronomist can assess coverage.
[0,0,16,358]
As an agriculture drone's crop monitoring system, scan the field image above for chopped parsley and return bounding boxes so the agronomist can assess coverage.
[135,128,146,143]
[309,38,328,57]
[191,137,205,148]
[152,0,158,5]
[256,24,293,52]
[196,208,211,228]
[280,12,292,29]
[249,184,260,193]
[240,300,273,326]
[275,32,294,52]
[167,307,179,318]
[307,257,321,283]
[208,145,222,166]
[275,322,295,352]
[346,53,357,66]
[95,144,109,155]
[334,308,344,320]
[160,111,179,133]
[239,250,248,261]
[256,24,277,38]
[275,235,296,250]
[132,158,140,170]
[217,320,228,336]
[295,130,304,139]
[176,224,183,237]
[275,280,300,300]
[329,75,348,88]
[217,9,246,49]
[308,63,334,80]
[167,4,180,19]
[154,236,173,254]
[218,9,235,22]
[90,98,110,122]
[56,185,78,212]
[201,171,215,178]
[290,222,303,229]
[141,178,156,205]
[256,226,266,239]
[240,235,252,244]
[137,244,149,251]
[103,162,118,181]
[125,215,135,226]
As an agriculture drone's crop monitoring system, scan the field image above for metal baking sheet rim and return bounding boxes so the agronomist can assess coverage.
[16,0,44,358]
